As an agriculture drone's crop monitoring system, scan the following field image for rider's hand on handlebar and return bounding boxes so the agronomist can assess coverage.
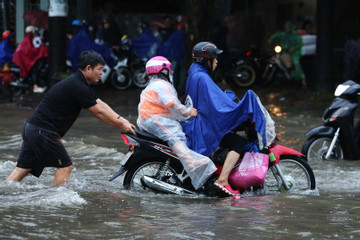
[189,108,198,118]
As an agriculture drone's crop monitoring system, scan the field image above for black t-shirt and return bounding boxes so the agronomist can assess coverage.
[27,70,98,137]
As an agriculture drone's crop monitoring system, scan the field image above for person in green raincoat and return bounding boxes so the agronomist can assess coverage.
[268,21,307,88]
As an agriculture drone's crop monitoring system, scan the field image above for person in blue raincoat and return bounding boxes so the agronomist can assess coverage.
[66,21,113,71]
[0,30,14,65]
[182,42,275,196]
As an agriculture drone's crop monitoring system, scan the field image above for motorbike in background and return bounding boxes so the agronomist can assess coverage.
[301,80,360,161]
[99,50,133,91]
[261,45,293,85]
[3,58,49,98]
[226,45,266,88]
[115,36,148,88]
[65,49,134,91]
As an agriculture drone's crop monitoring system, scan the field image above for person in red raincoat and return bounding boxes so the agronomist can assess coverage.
[12,26,48,93]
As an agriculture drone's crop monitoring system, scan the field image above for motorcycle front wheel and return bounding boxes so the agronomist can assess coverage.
[110,67,132,90]
[262,63,276,85]
[302,137,344,161]
[132,68,148,88]
[123,159,183,192]
[264,156,316,194]
[232,64,256,87]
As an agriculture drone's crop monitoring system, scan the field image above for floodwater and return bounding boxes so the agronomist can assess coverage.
[1,86,360,240]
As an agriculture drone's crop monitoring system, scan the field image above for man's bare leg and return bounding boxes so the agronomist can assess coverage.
[5,167,32,182]
[53,165,73,186]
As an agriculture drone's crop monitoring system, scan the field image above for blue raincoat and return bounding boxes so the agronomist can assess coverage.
[156,29,186,62]
[0,33,14,64]
[66,28,113,71]
[131,27,160,59]
[182,63,267,156]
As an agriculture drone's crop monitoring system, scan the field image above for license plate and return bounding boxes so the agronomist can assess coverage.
[120,151,132,165]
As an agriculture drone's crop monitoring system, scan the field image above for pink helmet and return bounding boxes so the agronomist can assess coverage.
[145,56,172,76]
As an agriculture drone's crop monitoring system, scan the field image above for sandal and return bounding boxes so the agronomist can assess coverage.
[214,182,240,196]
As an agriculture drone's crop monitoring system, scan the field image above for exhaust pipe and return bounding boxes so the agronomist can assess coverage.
[141,176,195,195]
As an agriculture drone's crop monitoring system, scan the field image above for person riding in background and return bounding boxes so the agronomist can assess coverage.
[12,25,49,93]
[268,21,307,88]
[5,50,136,186]
[182,42,273,197]
[137,56,217,190]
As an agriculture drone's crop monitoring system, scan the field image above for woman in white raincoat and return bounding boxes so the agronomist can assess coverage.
[137,56,217,190]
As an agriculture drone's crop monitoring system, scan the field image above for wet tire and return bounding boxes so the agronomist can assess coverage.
[233,64,256,87]
[123,159,183,191]
[264,156,316,194]
[110,67,132,90]
[302,137,344,161]
[132,68,148,88]
[262,64,276,85]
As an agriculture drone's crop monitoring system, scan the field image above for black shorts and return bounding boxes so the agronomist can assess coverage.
[219,132,246,154]
[16,122,72,177]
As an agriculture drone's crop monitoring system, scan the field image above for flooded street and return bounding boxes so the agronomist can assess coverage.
[1,86,360,240]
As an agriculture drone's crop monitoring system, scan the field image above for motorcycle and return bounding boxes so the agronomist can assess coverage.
[226,45,265,88]
[114,36,148,89]
[65,49,134,91]
[98,50,133,91]
[4,58,49,98]
[110,121,316,197]
[261,45,293,85]
[301,80,360,161]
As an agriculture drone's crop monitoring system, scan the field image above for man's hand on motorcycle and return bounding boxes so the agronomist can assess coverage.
[119,117,136,135]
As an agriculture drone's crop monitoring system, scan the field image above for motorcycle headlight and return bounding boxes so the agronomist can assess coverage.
[274,45,282,53]
[334,84,350,96]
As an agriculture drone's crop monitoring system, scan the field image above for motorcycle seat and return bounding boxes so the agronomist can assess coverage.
[134,129,168,145]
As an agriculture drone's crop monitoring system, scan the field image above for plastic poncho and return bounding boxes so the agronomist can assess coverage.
[12,32,48,78]
[182,63,276,157]
[66,28,114,71]
[137,77,217,190]
[0,33,14,64]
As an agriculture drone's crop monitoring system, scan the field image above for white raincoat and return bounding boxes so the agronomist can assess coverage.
[137,77,217,189]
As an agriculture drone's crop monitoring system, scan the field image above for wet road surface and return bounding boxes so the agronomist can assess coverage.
[1,84,360,239]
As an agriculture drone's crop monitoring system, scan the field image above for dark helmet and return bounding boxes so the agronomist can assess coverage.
[192,42,223,63]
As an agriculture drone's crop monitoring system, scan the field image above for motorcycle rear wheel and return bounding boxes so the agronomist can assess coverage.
[110,67,132,90]
[264,156,316,194]
[123,159,183,192]
[303,137,344,161]
[233,64,256,87]
[132,68,148,88]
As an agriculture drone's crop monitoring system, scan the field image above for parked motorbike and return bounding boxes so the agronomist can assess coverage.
[115,37,148,88]
[110,121,316,197]
[65,49,133,91]
[4,58,49,98]
[301,80,360,161]
[226,46,265,88]
[100,49,133,90]
[261,45,293,85]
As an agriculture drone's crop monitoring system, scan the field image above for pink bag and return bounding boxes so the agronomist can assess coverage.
[228,152,269,190]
